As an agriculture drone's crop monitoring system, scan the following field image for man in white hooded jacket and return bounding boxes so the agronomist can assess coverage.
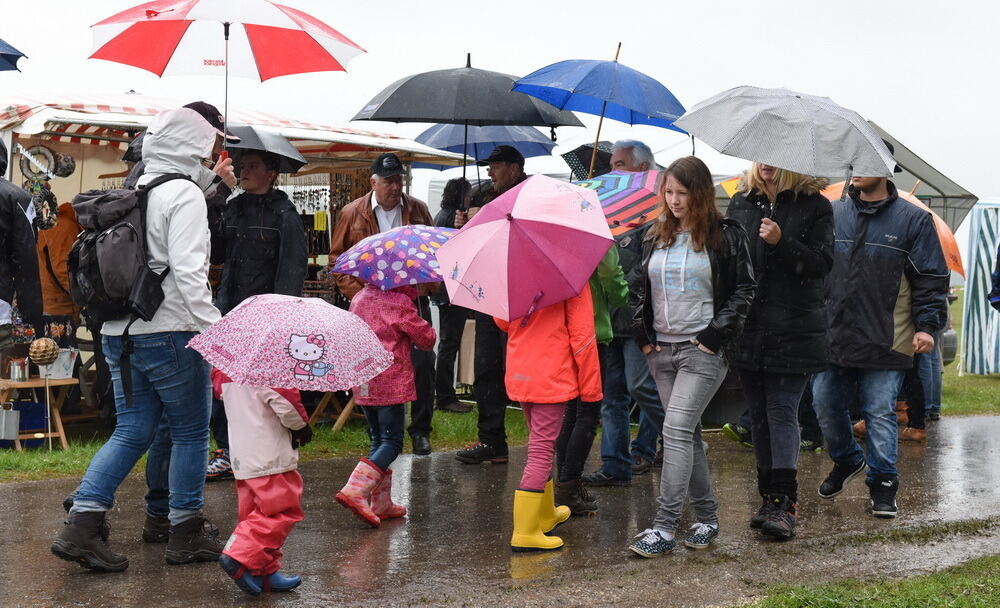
[52,107,225,573]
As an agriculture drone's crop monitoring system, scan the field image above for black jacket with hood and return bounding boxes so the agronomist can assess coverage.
[0,139,43,327]
[826,181,949,369]
[631,218,757,355]
[727,175,834,374]
[214,188,306,315]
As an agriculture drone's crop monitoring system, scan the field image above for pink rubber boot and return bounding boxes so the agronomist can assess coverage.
[335,458,383,528]
[370,468,407,520]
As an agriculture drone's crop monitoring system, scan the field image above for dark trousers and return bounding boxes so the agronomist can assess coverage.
[556,344,607,481]
[363,404,406,471]
[739,371,810,473]
[211,398,229,449]
[900,363,926,429]
[434,303,468,404]
[473,311,507,448]
[737,376,822,443]
[407,296,435,438]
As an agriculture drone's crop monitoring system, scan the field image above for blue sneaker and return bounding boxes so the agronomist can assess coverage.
[683,522,719,549]
[628,528,674,558]
[219,554,262,596]
[264,571,302,592]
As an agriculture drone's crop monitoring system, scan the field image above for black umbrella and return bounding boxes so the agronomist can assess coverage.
[353,55,582,128]
[226,124,307,173]
[353,54,582,180]
[562,141,614,180]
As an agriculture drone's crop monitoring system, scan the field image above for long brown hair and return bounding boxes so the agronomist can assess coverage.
[653,156,722,252]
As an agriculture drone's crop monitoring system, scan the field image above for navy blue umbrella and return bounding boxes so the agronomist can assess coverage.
[414,124,555,170]
[0,38,26,72]
[513,45,686,176]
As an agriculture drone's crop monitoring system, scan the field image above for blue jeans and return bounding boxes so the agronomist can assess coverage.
[72,332,211,523]
[647,342,727,531]
[145,414,172,517]
[363,404,405,471]
[812,366,904,481]
[916,350,942,414]
[598,338,633,479]
[628,334,664,461]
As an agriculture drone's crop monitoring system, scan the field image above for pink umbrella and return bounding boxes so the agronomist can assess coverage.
[188,294,392,391]
[436,175,613,321]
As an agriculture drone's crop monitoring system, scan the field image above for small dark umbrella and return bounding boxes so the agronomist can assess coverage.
[562,141,614,180]
[226,124,307,173]
[0,38,26,72]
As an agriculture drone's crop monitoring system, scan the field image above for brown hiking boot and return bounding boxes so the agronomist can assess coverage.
[51,511,129,572]
[142,513,170,544]
[554,479,598,516]
[899,427,928,443]
[164,515,223,565]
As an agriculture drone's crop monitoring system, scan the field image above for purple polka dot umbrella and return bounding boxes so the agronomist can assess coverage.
[331,225,458,290]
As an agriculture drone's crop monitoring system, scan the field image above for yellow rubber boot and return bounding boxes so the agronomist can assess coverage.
[511,490,564,552]
[539,479,571,533]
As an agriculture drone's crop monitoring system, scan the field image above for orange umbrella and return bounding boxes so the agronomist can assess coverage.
[822,182,963,277]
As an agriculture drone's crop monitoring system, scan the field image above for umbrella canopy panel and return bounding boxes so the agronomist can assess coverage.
[676,86,897,179]
[0,38,27,72]
[227,123,307,172]
[513,59,686,132]
[353,64,582,128]
[416,124,555,160]
[90,0,365,81]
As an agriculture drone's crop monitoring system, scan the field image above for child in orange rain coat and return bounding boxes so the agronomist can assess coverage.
[496,283,602,552]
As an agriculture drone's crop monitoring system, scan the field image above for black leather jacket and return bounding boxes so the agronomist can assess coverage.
[0,139,42,326]
[631,218,756,354]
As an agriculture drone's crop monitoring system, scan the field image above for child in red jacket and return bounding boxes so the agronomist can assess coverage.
[213,369,313,596]
[337,284,436,527]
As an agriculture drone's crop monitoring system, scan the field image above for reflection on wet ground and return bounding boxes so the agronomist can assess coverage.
[0,416,998,607]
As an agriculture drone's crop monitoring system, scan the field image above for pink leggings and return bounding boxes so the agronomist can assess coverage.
[518,402,568,491]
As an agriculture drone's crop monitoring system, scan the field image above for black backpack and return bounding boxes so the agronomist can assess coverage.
[68,174,191,325]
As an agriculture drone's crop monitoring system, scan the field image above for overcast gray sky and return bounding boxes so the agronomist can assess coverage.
[3,0,997,200]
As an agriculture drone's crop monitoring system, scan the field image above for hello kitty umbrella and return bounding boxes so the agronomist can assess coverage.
[188,294,393,391]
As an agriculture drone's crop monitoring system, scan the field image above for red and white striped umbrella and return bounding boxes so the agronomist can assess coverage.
[90,0,365,81]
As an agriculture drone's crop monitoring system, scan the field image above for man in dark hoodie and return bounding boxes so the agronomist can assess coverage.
[812,148,949,520]
[0,138,43,350]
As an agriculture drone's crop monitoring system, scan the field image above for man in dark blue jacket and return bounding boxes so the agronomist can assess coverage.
[813,163,948,519]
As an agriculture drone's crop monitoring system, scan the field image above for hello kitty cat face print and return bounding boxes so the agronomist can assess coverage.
[288,334,334,380]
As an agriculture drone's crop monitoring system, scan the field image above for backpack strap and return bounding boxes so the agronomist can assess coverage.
[120,172,192,408]
[43,245,72,296]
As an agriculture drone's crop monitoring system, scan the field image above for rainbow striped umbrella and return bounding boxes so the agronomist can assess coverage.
[574,170,661,237]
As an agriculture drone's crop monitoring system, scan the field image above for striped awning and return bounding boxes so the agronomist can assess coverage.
[0,92,463,166]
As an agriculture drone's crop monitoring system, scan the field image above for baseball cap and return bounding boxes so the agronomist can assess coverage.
[477,145,525,167]
[371,153,406,178]
[183,101,240,142]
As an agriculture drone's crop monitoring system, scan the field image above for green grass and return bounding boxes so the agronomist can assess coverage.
[746,554,1000,608]
[1,291,996,481]
[941,289,1000,416]
[0,404,528,483]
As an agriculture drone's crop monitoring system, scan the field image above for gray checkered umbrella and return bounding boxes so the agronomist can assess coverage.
[675,86,896,177]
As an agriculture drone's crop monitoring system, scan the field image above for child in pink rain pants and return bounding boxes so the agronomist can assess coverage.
[214,369,314,596]
[338,284,436,527]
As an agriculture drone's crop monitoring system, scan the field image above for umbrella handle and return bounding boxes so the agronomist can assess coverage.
[520,291,544,327]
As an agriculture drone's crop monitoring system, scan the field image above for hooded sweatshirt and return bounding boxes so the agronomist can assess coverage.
[647,232,714,343]
[102,108,222,336]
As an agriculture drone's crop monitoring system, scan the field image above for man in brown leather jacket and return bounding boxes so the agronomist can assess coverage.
[329,153,436,454]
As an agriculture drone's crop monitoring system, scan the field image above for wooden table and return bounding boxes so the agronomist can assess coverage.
[0,377,79,450]
[308,391,360,433]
